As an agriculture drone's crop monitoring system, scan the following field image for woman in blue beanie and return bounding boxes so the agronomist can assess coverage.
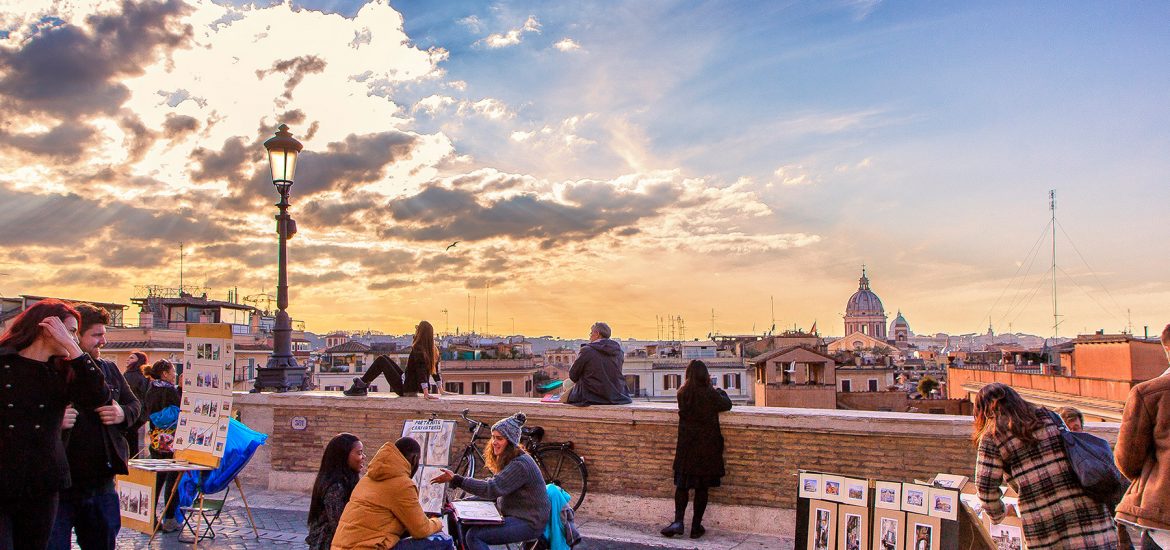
[432,413,550,550]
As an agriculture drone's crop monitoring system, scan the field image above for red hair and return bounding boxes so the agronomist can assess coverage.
[0,299,81,352]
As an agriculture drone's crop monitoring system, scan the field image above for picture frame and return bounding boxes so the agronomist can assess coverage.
[904,513,941,550]
[931,473,969,490]
[799,471,823,500]
[875,480,902,511]
[901,482,929,515]
[872,508,905,550]
[807,500,837,550]
[928,487,958,521]
[843,477,868,507]
[836,504,869,550]
[822,475,845,503]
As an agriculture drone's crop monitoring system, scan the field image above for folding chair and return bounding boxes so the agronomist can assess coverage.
[177,481,231,543]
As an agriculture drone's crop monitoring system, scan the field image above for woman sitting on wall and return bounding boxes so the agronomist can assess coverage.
[345,321,443,399]
[432,413,550,550]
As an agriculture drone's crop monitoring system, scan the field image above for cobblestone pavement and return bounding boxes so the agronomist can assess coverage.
[75,486,791,550]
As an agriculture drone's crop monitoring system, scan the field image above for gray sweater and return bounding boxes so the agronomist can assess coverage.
[455,453,550,531]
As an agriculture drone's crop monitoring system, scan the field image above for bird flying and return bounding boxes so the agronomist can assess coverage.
[445,241,459,251]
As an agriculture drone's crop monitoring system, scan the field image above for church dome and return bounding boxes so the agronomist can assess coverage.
[890,311,909,333]
[846,269,885,315]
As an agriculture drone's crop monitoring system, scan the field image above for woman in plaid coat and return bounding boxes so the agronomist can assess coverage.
[974,383,1117,549]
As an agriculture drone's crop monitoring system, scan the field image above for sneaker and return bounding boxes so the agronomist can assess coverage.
[660,521,684,537]
[343,378,368,397]
[160,518,180,533]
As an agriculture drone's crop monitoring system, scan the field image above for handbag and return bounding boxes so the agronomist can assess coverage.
[1047,410,1129,503]
[149,405,180,454]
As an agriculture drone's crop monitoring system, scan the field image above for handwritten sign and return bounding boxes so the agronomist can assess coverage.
[405,419,444,433]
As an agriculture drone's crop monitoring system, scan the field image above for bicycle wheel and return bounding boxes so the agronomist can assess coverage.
[534,447,588,511]
[447,450,477,502]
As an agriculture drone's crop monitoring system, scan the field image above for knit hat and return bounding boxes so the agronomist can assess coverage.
[492,412,526,447]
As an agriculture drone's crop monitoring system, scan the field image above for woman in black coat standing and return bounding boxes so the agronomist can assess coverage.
[661,360,733,539]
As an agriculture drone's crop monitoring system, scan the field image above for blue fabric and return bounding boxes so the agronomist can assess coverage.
[149,406,180,430]
[392,533,455,550]
[542,483,571,550]
[175,418,268,522]
[464,517,540,550]
[47,491,120,550]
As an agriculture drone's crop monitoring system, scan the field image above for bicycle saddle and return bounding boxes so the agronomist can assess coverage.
[521,426,544,442]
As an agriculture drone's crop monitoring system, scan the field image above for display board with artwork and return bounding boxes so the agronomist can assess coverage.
[175,324,236,466]
[401,418,456,515]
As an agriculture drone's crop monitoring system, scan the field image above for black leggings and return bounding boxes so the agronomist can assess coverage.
[0,492,58,550]
[674,486,709,526]
[359,356,406,394]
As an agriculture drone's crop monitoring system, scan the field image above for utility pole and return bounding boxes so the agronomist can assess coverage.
[441,308,449,335]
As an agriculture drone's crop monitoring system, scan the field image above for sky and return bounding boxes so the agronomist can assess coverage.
[0,0,1167,339]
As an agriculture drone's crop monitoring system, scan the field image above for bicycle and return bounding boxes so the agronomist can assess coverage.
[449,408,588,511]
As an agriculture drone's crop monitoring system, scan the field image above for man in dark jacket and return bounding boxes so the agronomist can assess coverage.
[49,304,142,550]
[563,322,631,406]
[121,351,150,459]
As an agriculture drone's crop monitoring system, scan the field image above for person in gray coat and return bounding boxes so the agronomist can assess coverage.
[562,322,631,406]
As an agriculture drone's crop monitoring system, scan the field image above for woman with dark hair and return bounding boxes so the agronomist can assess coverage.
[122,350,150,458]
[432,413,549,550]
[345,321,443,399]
[661,360,732,539]
[974,382,1116,548]
[306,433,364,550]
[143,359,182,532]
[0,299,110,550]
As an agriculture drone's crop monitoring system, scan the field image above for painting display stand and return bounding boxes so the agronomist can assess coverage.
[402,418,456,515]
[794,470,998,550]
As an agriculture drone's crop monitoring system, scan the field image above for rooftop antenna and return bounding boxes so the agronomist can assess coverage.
[1050,190,1061,339]
[485,282,490,336]
[710,308,716,339]
[441,308,449,335]
[179,241,184,294]
[770,296,775,336]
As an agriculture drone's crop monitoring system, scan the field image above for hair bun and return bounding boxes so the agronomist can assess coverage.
[514,412,526,425]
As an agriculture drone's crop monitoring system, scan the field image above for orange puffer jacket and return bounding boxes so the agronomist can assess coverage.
[331,443,443,549]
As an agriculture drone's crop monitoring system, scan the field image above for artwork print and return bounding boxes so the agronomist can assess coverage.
[117,481,152,523]
[878,518,898,550]
[814,508,832,550]
[912,524,932,550]
[989,524,1023,550]
[844,513,861,550]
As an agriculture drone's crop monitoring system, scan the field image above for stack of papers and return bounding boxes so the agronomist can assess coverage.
[451,500,504,525]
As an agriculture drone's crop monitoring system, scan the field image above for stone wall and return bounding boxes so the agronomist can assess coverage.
[233,391,1118,535]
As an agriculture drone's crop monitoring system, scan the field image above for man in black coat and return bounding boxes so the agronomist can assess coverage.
[563,322,632,406]
[48,304,142,550]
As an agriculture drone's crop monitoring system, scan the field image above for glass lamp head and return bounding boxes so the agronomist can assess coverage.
[264,123,303,185]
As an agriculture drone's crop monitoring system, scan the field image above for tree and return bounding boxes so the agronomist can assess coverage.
[917,375,939,398]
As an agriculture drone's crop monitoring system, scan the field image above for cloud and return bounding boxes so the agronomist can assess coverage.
[0,121,97,160]
[256,55,328,100]
[554,38,581,52]
[191,136,254,183]
[0,0,191,119]
[774,164,819,187]
[162,114,200,139]
[476,15,541,49]
[456,15,483,33]
[458,98,512,120]
[292,130,419,196]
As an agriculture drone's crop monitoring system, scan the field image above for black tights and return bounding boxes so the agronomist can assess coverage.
[674,486,709,526]
[359,356,405,394]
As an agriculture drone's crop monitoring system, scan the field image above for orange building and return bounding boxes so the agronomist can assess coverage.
[947,333,1165,421]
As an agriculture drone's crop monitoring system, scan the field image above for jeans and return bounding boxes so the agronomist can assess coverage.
[463,517,541,550]
[0,492,58,550]
[360,356,406,394]
[392,533,455,550]
[47,488,120,550]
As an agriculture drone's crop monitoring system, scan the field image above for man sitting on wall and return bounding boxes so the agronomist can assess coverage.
[561,322,632,406]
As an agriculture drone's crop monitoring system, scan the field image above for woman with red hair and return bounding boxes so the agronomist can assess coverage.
[0,299,110,550]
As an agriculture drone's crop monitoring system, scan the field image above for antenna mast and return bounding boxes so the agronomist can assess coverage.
[179,241,184,294]
[1050,190,1059,339]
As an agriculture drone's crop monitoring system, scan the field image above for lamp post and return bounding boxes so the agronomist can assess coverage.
[253,123,307,392]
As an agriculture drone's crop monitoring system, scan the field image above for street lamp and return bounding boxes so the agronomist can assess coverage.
[253,124,307,392]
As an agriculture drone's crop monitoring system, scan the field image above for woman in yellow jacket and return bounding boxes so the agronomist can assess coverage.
[332,438,452,550]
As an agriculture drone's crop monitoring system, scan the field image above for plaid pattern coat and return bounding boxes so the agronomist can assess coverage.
[976,411,1117,549]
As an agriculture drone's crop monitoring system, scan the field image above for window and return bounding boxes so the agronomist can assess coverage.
[445,382,464,394]
[664,374,682,390]
[868,379,878,392]
[502,380,513,394]
[841,379,852,392]
[710,376,718,387]
[723,373,741,390]
[472,381,489,395]
[525,380,532,393]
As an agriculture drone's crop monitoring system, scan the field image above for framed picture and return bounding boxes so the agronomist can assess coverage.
[799,472,823,500]
[901,482,929,515]
[931,473,968,490]
[822,475,845,503]
[928,487,958,521]
[905,513,941,550]
[875,480,902,511]
[987,517,1024,550]
[959,493,984,517]
[872,508,905,550]
[836,504,869,550]
[807,501,837,550]
[842,477,868,507]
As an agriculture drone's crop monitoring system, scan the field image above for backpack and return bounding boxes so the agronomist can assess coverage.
[1048,410,1129,504]
[560,503,581,548]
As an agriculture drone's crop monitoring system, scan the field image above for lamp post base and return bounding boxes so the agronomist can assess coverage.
[251,356,307,393]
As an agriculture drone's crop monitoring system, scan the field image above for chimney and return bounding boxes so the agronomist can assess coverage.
[139,309,154,328]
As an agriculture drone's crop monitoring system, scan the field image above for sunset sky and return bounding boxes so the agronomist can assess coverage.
[1,1,1167,339]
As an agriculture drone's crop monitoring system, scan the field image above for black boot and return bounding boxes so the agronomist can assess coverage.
[343,377,368,396]
[689,524,706,539]
[660,522,684,537]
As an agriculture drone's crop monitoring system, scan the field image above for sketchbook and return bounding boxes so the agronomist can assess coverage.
[452,500,504,525]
